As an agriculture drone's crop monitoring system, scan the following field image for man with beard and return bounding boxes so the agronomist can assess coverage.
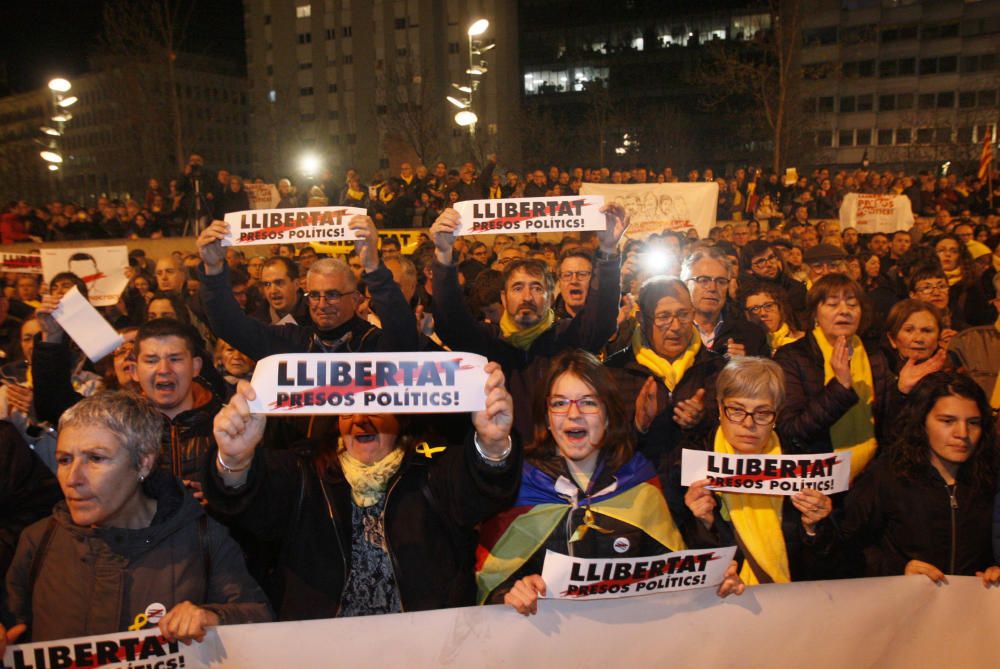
[428,205,625,440]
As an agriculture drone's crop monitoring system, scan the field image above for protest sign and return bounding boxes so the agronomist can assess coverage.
[3,627,206,669]
[540,546,737,601]
[580,182,718,240]
[40,245,128,307]
[310,228,427,256]
[244,183,280,209]
[247,352,488,415]
[222,206,368,246]
[452,196,606,236]
[5,576,997,668]
[838,193,914,233]
[51,286,124,362]
[680,449,852,495]
[1,252,41,274]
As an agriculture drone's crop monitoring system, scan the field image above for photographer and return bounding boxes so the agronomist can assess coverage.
[177,153,214,236]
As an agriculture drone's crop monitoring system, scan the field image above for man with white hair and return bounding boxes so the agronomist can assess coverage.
[196,215,417,357]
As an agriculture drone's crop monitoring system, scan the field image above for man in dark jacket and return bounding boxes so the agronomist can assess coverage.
[204,366,520,619]
[427,205,625,440]
[196,216,418,359]
[681,247,769,358]
[452,156,496,202]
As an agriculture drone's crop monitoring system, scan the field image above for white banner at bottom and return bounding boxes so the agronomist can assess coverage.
[5,576,998,668]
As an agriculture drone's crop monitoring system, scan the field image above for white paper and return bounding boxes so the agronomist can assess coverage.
[680,449,852,496]
[52,286,124,362]
[452,195,606,236]
[222,206,368,246]
[540,546,737,601]
[41,245,129,307]
[247,351,488,415]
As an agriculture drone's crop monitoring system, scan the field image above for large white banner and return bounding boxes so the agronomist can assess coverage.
[580,182,719,240]
[452,196,606,236]
[838,193,915,233]
[243,183,280,210]
[40,245,129,307]
[6,577,997,668]
[247,352,488,415]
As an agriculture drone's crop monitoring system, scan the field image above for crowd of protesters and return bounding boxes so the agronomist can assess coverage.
[0,152,999,652]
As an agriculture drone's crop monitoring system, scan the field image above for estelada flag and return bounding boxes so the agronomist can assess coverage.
[978,128,994,181]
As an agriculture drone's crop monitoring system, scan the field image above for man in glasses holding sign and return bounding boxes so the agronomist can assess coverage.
[196,214,418,360]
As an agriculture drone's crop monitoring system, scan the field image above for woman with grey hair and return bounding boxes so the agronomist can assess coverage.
[665,357,834,585]
[0,391,270,652]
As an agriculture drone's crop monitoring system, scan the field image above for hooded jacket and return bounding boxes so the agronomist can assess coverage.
[160,380,222,481]
[3,471,271,642]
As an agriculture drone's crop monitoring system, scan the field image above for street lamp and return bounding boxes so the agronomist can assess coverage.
[467,19,489,37]
[446,17,494,137]
[48,78,71,93]
[454,111,478,127]
[40,150,63,163]
[40,76,74,186]
[446,96,468,109]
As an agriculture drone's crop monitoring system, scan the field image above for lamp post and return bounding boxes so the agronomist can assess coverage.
[40,78,75,197]
[447,18,493,137]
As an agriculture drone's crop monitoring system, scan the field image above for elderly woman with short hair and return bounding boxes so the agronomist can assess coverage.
[667,357,834,585]
[0,391,270,652]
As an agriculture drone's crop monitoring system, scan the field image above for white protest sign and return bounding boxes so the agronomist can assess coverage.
[0,252,41,274]
[51,286,124,362]
[839,193,914,233]
[41,245,129,307]
[452,195,606,236]
[540,546,737,601]
[2,626,209,669]
[244,182,280,209]
[247,352,488,415]
[580,182,719,240]
[222,206,368,246]
[680,449,852,495]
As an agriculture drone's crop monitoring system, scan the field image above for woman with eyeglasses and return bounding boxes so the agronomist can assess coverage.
[740,283,804,355]
[814,372,999,585]
[478,350,742,615]
[667,357,834,584]
[933,233,995,327]
[774,274,898,480]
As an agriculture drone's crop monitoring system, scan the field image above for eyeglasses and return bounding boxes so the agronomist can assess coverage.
[653,310,693,327]
[745,301,778,316]
[751,254,778,269]
[559,270,592,281]
[915,283,949,295]
[807,261,839,271]
[547,397,602,414]
[306,289,357,303]
[689,276,729,289]
[722,405,777,426]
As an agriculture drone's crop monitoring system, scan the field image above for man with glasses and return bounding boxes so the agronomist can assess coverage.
[908,264,963,340]
[196,215,417,359]
[681,247,768,358]
[554,250,594,318]
[802,243,847,289]
[740,240,807,316]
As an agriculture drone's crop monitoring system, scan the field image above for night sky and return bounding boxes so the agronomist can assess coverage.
[0,0,246,95]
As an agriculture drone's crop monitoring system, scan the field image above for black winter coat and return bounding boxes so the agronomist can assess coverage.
[202,433,520,620]
[773,331,896,454]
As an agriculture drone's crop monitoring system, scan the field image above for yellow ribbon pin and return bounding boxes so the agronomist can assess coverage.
[128,613,148,631]
[415,442,446,459]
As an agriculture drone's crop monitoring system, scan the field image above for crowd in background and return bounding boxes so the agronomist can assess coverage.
[0,150,998,650]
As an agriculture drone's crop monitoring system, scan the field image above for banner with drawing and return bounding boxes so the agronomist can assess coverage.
[40,246,129,307]
[580,182,718,240]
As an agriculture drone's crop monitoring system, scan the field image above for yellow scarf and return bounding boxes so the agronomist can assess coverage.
[346,187,366,201]
[767,322,799,353]
[632,327,701,393]
[991,318,1000,410]
[944,267,963,286]
[715,428,790,585]
[499,309,556,350]
[812,327,877,479]
[337,442,405,507]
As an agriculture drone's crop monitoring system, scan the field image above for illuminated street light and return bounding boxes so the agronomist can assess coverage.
[47,164,60,172]
[454,111,478,127]
[466,67,486,76]
[48,78,72,93]
[40,150,63,163]
[451,83,472,93]
[467,19,489,36]
[56,96,78,107]
[446,96,468,109]
[40,126,61,136]
[299,152,320,176]
[52,112,72,123]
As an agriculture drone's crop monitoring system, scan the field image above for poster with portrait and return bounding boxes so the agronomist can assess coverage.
[580,182,719,240]
[40,245,129,307]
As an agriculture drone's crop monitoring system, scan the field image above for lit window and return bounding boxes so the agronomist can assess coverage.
[268,90,276,103]
[296,5,311,18]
